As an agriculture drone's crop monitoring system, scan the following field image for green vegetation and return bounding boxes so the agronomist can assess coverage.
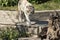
[0,6,17,11]
[0,0,18,6]
[34,1,60,10]
[0,0,60,10]
[0,27,30,40]
[0,27,19,40]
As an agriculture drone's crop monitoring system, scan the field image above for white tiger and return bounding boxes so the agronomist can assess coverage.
[18,0,34,26]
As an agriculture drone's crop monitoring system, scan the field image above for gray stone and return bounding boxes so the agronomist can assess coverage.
[18,38,41,40]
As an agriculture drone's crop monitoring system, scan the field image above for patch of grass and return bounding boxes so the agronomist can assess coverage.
[34,1,60,10]
[0,0,60,11]
[0,6,18,11]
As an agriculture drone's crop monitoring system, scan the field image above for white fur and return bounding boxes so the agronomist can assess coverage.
[18,0,34,26]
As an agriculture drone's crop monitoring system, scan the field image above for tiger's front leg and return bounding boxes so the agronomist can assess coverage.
[24,11,31,26]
